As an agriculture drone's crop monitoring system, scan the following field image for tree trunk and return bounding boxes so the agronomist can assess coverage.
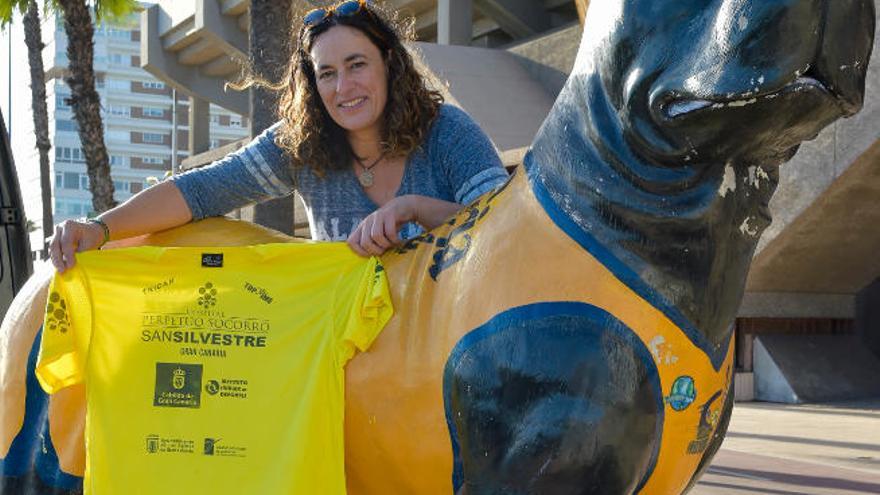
[56,0,115,213]
[22,0,53,249]
[247,0,295,234]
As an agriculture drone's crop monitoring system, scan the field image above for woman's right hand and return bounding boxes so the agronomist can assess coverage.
[49,219,106,272]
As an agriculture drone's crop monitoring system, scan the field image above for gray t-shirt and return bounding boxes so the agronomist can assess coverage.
[171,104,509,241]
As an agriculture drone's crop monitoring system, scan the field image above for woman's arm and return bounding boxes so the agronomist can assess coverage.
[50,123,294,271]
[49,181,192,272]
[346,194,461,256]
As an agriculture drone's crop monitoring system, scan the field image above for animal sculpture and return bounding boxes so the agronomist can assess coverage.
[0,0,875,493]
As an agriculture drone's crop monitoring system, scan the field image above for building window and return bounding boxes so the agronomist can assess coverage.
[113,180,130,193]
[209,139,220,149]
[109,53,127,65]
[210,115,220,125]
[106,78,129,91]
[141,156,164,165]
[143,107,165,118]
[142,81,165,90]
[142,132,165,144]
[109,105,130,118]
[56,147,85,162]
[106,28,131,39]
[55,172,62,188]
[80,174,90,191]
[57,120,78,132]
[110,155,125,166]
[63,172,79,190]
[55,95,71,109]
[229,116,242,127]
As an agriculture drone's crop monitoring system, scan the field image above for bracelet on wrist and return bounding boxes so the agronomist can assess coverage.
[86,218,111,248]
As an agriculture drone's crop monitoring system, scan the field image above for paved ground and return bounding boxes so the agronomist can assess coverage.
[692,400,880,494]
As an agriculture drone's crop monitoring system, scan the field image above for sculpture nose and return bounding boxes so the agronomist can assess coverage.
[649,0,875,119]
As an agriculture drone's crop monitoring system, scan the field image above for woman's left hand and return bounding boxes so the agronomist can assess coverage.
[347,195,417,257]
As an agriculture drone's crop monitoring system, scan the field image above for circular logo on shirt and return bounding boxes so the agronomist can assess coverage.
[205,380,220,395]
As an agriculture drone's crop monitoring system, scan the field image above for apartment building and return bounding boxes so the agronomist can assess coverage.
[5,8,249,245]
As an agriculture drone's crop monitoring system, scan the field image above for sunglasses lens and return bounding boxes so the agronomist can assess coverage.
[335,0,362,17]
[303,9,328,26]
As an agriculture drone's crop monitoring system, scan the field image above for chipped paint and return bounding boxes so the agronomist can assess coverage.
[718,165,736,197]
[739,217,759,236]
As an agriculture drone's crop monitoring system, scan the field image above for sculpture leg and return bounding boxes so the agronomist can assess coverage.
[444,303,662,495]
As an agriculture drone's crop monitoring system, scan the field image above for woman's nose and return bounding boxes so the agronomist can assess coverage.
[337,72,354,94]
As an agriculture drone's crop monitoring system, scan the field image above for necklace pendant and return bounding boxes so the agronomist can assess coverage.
[359,170,375,188]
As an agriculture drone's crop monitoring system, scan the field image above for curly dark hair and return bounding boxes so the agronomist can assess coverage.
[271,2,444,176]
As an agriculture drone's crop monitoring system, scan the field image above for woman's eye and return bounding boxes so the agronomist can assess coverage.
[318,71,334,81]
[351,61,366,69]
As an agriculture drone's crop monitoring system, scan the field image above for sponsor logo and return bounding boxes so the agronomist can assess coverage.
[154,363,203,408]
[142,435,195,455]
[198,283,218,308]
[146,435,159,454]
[204,438,219,456]
[205,380,220,395]
[243,282,273,304]
[201,253,223,268]
[142,277,175,295]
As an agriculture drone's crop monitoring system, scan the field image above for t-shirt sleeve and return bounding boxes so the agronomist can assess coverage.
[169,121,295,220]
[332,257,394,364]
[35,265,93,394]
[432,105,510,205]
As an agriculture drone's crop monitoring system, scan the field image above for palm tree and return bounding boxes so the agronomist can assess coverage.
[55,0,136,214]
[0,0,54,248]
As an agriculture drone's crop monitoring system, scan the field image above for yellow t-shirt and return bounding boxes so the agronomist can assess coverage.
[36,243,393,494]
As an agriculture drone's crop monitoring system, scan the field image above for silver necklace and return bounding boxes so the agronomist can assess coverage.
[355,152,385,188]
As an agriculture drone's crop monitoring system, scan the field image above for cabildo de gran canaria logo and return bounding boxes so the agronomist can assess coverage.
[154,362,202,408]
[45,291,70,333]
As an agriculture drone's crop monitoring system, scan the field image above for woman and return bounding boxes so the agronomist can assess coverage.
[50,0,508,271]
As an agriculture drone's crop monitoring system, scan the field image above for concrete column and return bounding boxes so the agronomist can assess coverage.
[188,96,210,155]
[856,277,880,359]
[438,0,472,45]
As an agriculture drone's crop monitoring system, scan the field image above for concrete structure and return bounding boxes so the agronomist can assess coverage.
[138,1,879,403]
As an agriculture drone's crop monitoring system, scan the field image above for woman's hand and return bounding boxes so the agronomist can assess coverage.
[48,219,106,272]
[347,195,417,257]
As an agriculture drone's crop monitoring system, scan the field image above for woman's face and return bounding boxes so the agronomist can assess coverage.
[310,25,389,137]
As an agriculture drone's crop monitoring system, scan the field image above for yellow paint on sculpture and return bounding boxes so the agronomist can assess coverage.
[0,264,52,458]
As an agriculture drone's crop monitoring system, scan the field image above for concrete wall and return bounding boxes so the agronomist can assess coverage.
[506,23,581,98]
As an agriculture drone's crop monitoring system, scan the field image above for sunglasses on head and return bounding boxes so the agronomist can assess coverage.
[303,0,369,28]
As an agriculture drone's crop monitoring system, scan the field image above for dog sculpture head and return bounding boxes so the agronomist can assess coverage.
[527,0,875,352]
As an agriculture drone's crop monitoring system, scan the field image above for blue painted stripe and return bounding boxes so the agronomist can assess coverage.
[524,159,732,370]
[442,302,663,493]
